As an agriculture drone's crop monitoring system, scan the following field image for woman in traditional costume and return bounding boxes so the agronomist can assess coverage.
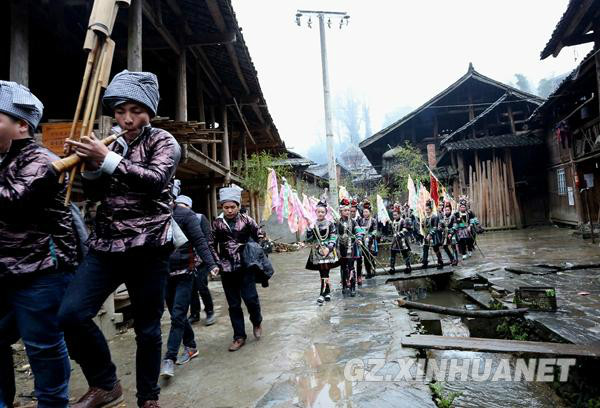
[306,201,338,304]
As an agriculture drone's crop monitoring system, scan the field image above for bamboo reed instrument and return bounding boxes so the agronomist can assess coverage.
[61,0,128,205]
[52,130,126,174]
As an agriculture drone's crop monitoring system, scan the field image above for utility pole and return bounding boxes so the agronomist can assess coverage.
[296,10,350,208]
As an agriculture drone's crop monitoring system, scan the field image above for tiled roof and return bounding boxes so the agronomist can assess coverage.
[540,0,597,59]
[359,64,544,151]
[440,93,509,145]
[444,134,543,152]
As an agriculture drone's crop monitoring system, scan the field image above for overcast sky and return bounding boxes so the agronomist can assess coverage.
[231,0,592,157]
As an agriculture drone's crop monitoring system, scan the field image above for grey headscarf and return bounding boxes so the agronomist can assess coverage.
[103,70,160,117]
[219,186,242,205]
[175,195,193,207]
[0,81,44,130]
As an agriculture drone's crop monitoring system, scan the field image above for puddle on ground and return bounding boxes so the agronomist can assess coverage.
[293,343,353,408]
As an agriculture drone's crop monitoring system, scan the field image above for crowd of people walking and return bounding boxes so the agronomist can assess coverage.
[304,196,481,304]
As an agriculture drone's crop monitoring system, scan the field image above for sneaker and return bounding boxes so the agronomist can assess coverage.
[176,347,199,365]
[404,266,412,274]
[462,255,468,261]
[324,294,331,302]
[317,295,325,304]
[350,288,356,297]
[389,266,396,275]
[228,338,245,352]
[188,314,200,324]
[141,401,160,408]
[160,359,175,378]
[467,251,472,258]
[204,313,216,326]
[71,382,123,408]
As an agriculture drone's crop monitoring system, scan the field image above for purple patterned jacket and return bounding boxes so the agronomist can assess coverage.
[83,126,181,252]
[212,213,260,273]
[0,138,77,277]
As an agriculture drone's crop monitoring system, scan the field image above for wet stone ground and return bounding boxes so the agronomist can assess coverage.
[12,226,599,407]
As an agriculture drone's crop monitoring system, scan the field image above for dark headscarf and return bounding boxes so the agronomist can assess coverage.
[103,70,160,117]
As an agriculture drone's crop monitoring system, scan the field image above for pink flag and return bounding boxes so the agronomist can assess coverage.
[302,194,316,228]
[269,169,280,211]
[262,168,279,220]
[276,184,285,224]
[288,190,298,233]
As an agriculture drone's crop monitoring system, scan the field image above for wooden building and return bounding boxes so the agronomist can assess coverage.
[530,0,600,228]
[2,0,285,221]
[360,64,544,229]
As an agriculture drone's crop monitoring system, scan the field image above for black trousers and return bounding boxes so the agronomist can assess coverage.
[165,274,196,362]
[221,269,262,340]
[422,244,442,265]
[58,248,168,407]
[190,265,214,316]
[442,245,457,262]
[318,266,332,296]
[390,249,411,268]
[340,258,355,290]
[458,238,474,255]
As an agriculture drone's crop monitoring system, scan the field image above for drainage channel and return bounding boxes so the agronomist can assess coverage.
[389,278,567,408]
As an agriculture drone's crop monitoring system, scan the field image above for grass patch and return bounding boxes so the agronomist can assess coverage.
[429,382,461,408]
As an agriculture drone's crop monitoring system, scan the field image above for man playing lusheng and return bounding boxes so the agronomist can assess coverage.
[0,81,77,408]
[58,70,181,408]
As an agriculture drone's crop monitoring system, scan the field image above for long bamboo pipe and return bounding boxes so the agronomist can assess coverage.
[52,131,124,174]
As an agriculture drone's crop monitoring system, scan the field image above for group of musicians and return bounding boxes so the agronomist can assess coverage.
[0,72,263,408]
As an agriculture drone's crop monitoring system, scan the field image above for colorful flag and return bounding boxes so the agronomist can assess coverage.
[276,178,289,224]
[287,190,298,233]
[376,194,391,225]
[339,185,350,201]
[301,194,316,228]
[407,175,417,211]
[282,181,290,219]
[262,168,279,220]
[430,174,439,207]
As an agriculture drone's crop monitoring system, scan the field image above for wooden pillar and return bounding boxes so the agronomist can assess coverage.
[176,48,187,121]
[243,131,248,178]
[222,106,231,185]
[457,152,465,194]
[209,106,217,161]
[10,0,29,86]
[196,71,208,155]
[205,187,212,221]
[127,0,143,71]
[507,105,516,134]
[211,175,218,218]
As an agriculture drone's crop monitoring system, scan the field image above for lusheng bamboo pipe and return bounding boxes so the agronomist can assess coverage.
[52,132,123,174]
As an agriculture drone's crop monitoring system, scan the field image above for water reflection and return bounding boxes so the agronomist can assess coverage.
[294,343,353,408]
